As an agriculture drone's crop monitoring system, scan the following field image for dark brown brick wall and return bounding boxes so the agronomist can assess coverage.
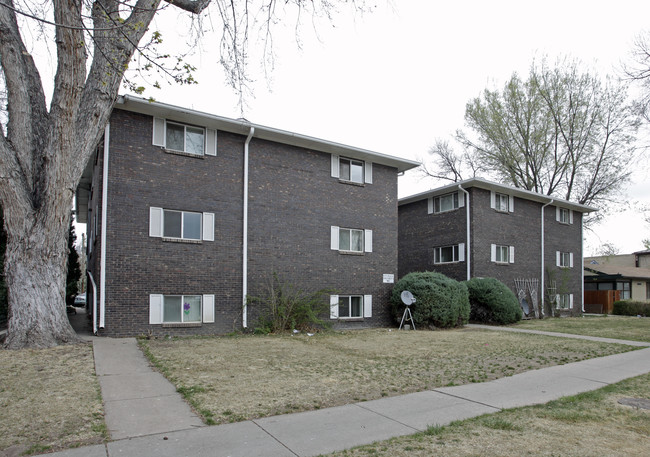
[91,109,400,336]
[398,194,467,280]
[398,186,584,316]
[99,110,244,336]
[247,138,398,328]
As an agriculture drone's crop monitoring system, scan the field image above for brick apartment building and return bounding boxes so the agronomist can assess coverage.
[76,95,418,336]
[398,179,595,317]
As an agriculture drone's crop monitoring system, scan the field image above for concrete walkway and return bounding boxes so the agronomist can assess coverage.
[93,338,204,440]
[40,329,650,457]
[468,323,650,347]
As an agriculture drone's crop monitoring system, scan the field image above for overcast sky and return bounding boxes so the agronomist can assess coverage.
[79,1,650,255]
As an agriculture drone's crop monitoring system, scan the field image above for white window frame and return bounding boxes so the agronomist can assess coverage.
[330,226,372,253]
[433,243,465,264]
[149,294,215,324]
[556,293,574,310]
[556,251,574,268]
[491,191,514,213]
[164,294,202,323]
[152,117,217,156]
[430,191,465,214]
[491,244,515,264]
[163,209,202,241]
[150,207,214,241]
[556,207,574,224]
[329,294,372,319]
[165,121,206,156]
[331,155,372,184]
[340,157,364,183]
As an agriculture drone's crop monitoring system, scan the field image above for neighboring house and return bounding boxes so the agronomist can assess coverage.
[75,95,419,337]
[584,251,650,313]
[398,178,596,317]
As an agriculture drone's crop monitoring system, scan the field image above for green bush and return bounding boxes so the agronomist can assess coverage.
[248,272,333,333]
[390,271,470,328]
[613,300,650,317]
[464,277,521,325]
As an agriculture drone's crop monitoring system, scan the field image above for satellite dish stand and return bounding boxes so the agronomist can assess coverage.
[399,290,416,330]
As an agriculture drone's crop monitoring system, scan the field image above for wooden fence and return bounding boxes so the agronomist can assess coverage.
[584,290,621,314]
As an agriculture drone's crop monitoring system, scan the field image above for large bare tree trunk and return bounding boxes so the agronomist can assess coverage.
[4,206,78,348]
[0,0,163,348]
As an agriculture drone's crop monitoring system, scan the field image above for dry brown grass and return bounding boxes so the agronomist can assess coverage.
[513,315,650,342]
[0,343,106,456]
[140,327,637,425]
[328,372,650,457]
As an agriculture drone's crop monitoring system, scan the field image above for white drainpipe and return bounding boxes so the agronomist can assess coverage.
[540,199,554,317]
[458,185,470,280]
[242,127,255,328]
[99,124,110,329]
[581,216,585,313]
[87,271,98,334]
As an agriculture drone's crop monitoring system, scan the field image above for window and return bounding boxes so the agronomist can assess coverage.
[150,294,215,324]
[556,207,573,224]
[616,282,631,300]
[152,118,217,156]
[495,245,508,263]
[434,244,465,264]
[556,294,574,309]
[338,296,363,318]
[150,207,215,241]
[330,294,372,319]
[491,244,514,263]
[163,210,202,240]
[556,251,574,268]
[491,192,513,212]
[331,226,372,253]
[166,122,205,155]
[339,228,364,252]
[339,157,364,183]
[434,192,459,213]
[331,155,372,184]
[163,295,202,323]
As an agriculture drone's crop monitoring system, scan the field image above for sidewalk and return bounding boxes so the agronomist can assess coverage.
[40,329,650,457]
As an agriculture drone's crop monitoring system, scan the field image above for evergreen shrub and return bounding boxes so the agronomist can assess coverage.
[465,277,521,324]
[612,300,650,316]
[390,271,470,328]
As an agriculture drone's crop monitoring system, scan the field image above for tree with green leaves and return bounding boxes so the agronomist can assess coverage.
[0,0,366,348]
[423,58,641,217]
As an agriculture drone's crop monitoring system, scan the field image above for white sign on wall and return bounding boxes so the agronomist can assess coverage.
[383,274,395,284]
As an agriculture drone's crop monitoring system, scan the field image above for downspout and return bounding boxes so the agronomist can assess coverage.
[99,124,110,329]
[242,127,255,328]
[540,199,554,317]
[87,271,98,335]
[458,185,470,280]
[581,215,585,313]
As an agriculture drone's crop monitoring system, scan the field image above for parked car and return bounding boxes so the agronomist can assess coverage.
[74,294,86,306]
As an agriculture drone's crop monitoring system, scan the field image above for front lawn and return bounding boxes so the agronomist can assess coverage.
[0,343,107,456]
[139,328,637,426]
[325,372,650,457]
[513,315,650,342]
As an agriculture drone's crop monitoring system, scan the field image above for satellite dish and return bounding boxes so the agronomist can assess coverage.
[401,290,416,306]
[399,290,416,330]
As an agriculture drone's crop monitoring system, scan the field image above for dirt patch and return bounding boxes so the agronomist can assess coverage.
[0,343,106,455]
[140,327,635,425]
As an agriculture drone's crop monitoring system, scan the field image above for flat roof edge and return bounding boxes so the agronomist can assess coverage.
[116,95,420,173]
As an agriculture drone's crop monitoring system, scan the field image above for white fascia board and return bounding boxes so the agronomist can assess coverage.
[398,177,597,214]
[116,95,420,173]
